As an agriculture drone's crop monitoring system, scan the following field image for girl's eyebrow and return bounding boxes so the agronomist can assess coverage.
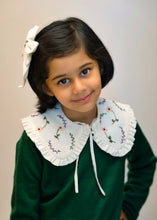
[52,73,67,81]
[52,62,93,81]
[78,62,93,70]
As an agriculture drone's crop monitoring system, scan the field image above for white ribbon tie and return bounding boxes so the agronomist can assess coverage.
[74,131,106,196]
[19,25,39,87]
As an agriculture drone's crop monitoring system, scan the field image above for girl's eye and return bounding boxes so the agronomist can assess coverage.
[80,68,90,76]
[58,78,69,85]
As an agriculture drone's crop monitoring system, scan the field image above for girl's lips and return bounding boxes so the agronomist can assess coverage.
[73,92,93,103]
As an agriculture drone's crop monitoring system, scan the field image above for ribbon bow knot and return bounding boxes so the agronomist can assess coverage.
[19,25,39,87]
[23,39,39,66]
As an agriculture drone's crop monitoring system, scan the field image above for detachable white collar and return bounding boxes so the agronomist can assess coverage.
[22,98,136,196]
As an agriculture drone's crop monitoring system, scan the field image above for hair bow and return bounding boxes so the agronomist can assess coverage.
[19,25,39,87]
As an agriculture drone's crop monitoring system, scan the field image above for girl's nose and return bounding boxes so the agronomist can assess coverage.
[72,79,86,94]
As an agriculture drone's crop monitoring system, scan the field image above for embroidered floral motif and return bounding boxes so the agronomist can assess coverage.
[54,126,63,139]
[107,106,119,124]
[112,101,125,111]
[98,99,106,105]
[36,127,42,132]
[69,133,75,149]
[48,140,61,154]
[102,127,116,143]
[31,113,41,117]
[57,115,67,128]
[102,127,107,132]
[107,107,112,112]
[43,116,50,127]
[36,116,49,132]
[119,126,126,143]
[77,122,83,125]
[99,113,106,123]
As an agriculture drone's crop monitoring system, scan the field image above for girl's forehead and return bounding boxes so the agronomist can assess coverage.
[47,47,96,75]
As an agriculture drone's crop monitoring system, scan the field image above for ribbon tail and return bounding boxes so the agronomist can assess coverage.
[90,132,106,196]
[74,158,79,193]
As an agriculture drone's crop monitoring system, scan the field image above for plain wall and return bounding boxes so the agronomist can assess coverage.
[1,0,156,219]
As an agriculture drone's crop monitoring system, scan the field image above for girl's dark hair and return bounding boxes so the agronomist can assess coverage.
[28,17,114,113]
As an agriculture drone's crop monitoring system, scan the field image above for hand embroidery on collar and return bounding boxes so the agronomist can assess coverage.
[22,98,137,166]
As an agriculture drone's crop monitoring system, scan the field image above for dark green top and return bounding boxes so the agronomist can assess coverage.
[10,124,156,220]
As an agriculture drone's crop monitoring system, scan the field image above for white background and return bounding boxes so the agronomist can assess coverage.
[0,0,157,219]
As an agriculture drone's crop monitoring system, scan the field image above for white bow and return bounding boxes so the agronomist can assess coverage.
[19,25,39,87]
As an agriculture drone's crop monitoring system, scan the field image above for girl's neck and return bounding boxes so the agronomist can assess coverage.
[62,105,97,125]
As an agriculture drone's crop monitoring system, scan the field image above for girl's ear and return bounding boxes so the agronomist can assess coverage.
[42,83,53,96]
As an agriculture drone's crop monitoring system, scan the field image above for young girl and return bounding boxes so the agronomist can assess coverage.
[11,17,156,220]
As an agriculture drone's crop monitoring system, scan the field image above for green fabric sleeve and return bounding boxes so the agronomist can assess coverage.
[122,123,156,220]
[10,131,42,220]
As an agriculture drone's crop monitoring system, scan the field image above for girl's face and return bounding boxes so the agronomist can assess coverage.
[45,47,102,124]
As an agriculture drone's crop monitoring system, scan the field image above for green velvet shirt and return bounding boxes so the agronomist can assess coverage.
[10,124,156,220]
